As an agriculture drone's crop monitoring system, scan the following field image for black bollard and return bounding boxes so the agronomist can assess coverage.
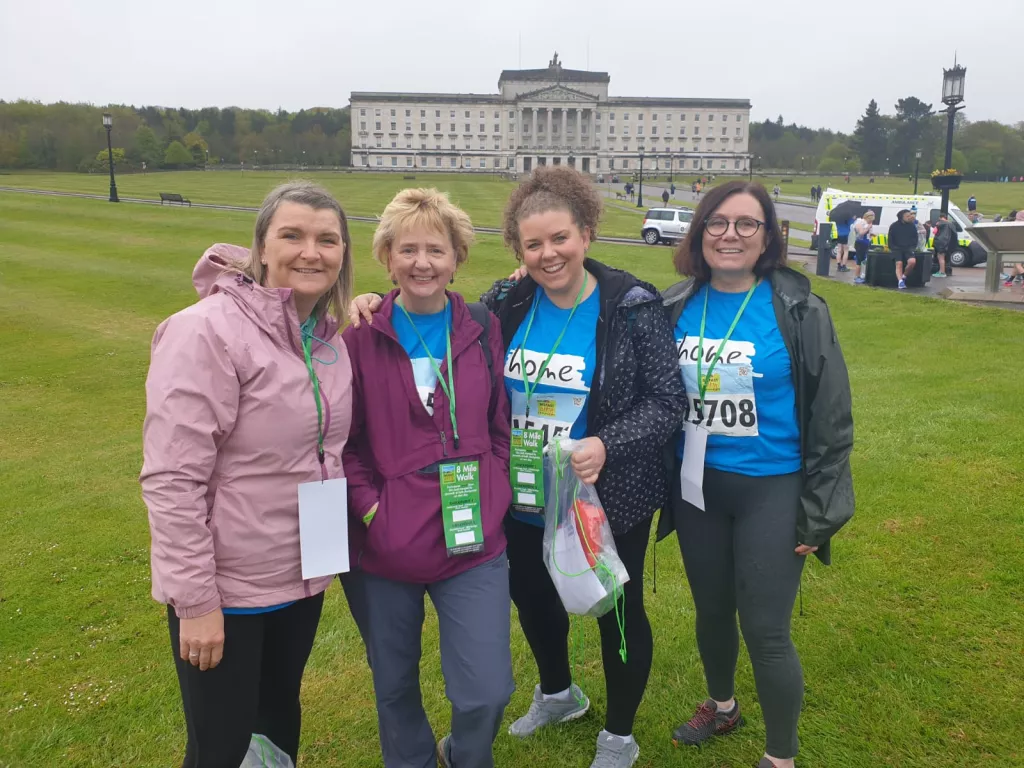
[816,222,832,277]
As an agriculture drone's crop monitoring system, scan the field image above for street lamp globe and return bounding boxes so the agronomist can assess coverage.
[942,64,967,106]
[102,112,112,128]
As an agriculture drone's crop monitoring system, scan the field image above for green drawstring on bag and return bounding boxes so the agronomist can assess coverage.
[547,440,629,688]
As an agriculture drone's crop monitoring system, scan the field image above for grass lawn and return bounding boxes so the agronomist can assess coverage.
[2,191,1023,767]
[0,170,646,240]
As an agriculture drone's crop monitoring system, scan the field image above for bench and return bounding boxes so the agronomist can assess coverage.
[402,175,416,180]
[780,178,794,183]
[160,193,191,207]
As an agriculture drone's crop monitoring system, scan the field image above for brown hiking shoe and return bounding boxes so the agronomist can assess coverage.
[671,698,745,746]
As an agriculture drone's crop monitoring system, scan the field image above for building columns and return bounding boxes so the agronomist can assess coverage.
[576,108,582,148]
[546,108,552,147]
[532,108,538,148]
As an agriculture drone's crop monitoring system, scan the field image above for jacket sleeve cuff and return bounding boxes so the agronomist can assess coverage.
[174,594,222,619]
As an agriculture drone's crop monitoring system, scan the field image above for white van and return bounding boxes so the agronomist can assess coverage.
[810,188,988,267]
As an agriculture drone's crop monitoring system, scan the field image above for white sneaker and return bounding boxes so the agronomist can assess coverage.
[508,684,589,737]
[590,730,640,768]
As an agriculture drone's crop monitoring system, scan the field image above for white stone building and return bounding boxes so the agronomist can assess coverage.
[350,54,752,176]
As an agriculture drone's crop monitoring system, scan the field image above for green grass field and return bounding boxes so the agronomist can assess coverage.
[1,185,1023,768]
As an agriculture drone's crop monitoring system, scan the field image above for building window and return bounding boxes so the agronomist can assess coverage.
[494,124,500,133]
[652,126,658,135]
[509,124,515,132]
[735,159,742,169]
[436,110,441,117]
[622,159,629,169]
[694,126,700,136]
[722,127,727,136]
[465,123,470,132]
[375,121,381,130]
[421,142,426,149]
[360,121,366,130]
[465,111,470,118]
[494,141,500,150]
[375,108,381,116]
[450,110,455,118]
[693,159,699,168]
[390,109,395,117]
[451,158,458,167]
[680,126,686,135]
[637,126,643,135]
[623,126,630,136]
[376,137,382,147]
[436,157,442,167]
[638,113,644,121]
[406,140,412,148]
[407,157,413,166]
[652,113,658,120]
[609,112,615,120]
[709,114,715,121]
[508,157,515,168]
[420,122,426,131]
[509,110,515,118]
[436,123,441,131]
[679,113,685,121]
[479,110,485,118]
[391,141,397,148]
[624,113,630,120]
[360,108,366,116]
[390,122,396,130]
[479,123,485,132]
[694,113,700,121]
[450,143,456,150]
[479,159,486,168]
[493,158,500,167]
[435,142,440,149]
[609,126,615,135]
[721,160,727,169]
[391,157,397,166]
[405,122,411,131]
[494,110,500,118]
[596,159,601,169]
[450,123,455,132]
[736,127,742,136]
[362,155,369,166]
[376,156,383,166]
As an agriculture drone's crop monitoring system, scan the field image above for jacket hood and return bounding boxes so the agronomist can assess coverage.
[192,244,339,348]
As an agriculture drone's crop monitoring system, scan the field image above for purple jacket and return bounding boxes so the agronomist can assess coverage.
[342,290,511,583]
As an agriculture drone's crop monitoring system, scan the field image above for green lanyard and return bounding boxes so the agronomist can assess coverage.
[696,280,759,407]
[397,301,460,448]
[519,274,589,419]
[300,316,325,465]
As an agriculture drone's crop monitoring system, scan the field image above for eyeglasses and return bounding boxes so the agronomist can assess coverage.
[704,215,765,238]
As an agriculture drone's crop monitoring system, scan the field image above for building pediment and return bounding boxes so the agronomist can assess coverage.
[518,84,598,103]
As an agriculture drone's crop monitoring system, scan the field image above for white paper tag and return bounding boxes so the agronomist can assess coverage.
[297,478,350,580]
[680,422,708,511]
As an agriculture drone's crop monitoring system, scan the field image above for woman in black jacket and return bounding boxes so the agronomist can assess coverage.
[349,168,686,768]
[659,180,854,768]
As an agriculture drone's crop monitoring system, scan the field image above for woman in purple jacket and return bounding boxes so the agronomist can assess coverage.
[342,188,514,768]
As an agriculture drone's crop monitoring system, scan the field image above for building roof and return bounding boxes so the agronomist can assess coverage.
[351,92,503,105]
[607,97,752,109]
[499,52,610,85]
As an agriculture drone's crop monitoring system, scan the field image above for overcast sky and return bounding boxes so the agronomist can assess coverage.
[2,0,1021,132]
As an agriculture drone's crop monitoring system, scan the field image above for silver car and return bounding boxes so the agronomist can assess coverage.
[641,207,694,245]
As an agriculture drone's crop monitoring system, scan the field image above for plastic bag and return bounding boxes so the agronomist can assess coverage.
[240,734,294,768]
[542,439,630,619]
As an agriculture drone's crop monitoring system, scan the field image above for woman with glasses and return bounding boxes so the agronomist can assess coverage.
[658,180,854,768]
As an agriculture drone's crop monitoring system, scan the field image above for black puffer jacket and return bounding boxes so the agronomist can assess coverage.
[657,267,855,565]
[481,259,687,534]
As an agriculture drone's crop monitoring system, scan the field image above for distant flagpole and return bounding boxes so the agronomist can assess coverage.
[519,32,522,68]
[587,37,590,69]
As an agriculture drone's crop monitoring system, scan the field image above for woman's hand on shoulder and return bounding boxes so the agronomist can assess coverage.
[507,265,528,282]
[348,294,383,329]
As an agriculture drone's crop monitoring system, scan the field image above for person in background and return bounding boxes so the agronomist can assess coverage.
[932,213,956,278]
[967,194,977,213]
[912,206,928,254]
[347,167,688,768]
[852,211,875,284]
[671,182,677,197]
[1003,262,1024,287]
[660,180,854,768]
[888,209,919,290]
[834,214,852,274]
[663,188,671,206]
[141,182,358,768]
[772,184,781,202]
[342,188,514,768]
[809,185,816,203]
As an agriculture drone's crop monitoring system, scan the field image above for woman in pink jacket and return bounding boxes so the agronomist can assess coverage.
[141,181,355,768]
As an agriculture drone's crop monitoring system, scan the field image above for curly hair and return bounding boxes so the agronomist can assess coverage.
[502,166,602,258]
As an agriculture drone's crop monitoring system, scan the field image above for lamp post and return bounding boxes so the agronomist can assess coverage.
[636,145,645,208]
[800,156,805,173]
[913,149,922,194]
[940,61,966,218]
[748,154,753,181]
[101,113,119,203]
[669,152,674,184]
[568,150,574,170]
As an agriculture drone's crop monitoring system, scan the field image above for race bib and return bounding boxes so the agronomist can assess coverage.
[678,338,759,437]
[508,392,586,446]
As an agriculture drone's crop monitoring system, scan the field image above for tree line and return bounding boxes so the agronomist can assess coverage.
[2,98,1022,178]
[750,98,1024,179]
[0,102,351,172]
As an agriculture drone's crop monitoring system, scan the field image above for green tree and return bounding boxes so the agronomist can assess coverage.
[134,125,164,167]
[163,140,193,168]
[852,99,888,172]
[183,131,209,165]
[891,97,936,175]
[817,141,859,173]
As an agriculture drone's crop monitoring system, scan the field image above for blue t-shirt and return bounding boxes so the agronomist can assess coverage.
[393,303,449,415]
[674,280,801,476]
[223,602,295,615]
[504,287,601,525]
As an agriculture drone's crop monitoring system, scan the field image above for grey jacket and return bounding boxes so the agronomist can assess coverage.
[656,267,855,565]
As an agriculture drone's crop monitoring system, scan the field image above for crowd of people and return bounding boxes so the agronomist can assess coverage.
[141,169,855,768]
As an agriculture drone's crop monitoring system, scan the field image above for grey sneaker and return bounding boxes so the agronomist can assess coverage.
[436,734,451,768]
[590,730,640,768]
[508,683,589,737]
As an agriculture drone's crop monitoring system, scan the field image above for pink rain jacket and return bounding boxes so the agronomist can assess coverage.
[141,245,353,618]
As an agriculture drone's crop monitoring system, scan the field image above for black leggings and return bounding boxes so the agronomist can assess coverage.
[672,466,806,759]
[505,515,653,737]
[166,592,324,768]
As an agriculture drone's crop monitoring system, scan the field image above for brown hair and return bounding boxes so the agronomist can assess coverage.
[673,180,786,281]
[245,181,353,319]
[502,165,602,258]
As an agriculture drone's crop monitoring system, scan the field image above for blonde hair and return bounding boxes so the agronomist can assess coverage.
[235,181,353,320]
[864,210,876,219]
[372,188,475,273]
